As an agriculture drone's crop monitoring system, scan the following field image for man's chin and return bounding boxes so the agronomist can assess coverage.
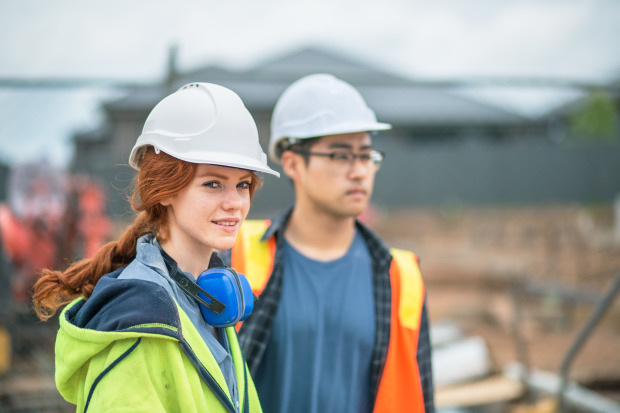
[339,205,369,219]
[349,199,370,216]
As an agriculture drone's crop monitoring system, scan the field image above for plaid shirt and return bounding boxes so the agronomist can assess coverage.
[224,209,435,413]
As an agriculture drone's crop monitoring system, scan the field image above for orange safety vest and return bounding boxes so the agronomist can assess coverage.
[231,220,427,412]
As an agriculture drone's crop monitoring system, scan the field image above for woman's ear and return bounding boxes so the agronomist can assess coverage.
[160,198,172,207]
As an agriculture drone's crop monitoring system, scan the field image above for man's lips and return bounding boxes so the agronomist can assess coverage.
[346,187,367,196]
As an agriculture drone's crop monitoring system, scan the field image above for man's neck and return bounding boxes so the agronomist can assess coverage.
[283,205,357,262]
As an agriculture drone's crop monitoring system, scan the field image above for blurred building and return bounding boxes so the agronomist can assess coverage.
[71,47,620,217]
[0,163,8,203]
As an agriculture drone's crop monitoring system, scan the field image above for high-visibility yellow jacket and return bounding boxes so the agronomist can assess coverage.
[55,236,262,413]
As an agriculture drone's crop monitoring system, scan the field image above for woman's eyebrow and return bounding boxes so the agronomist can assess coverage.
[195,171,253,180]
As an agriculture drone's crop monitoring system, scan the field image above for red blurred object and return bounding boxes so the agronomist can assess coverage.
[0,162,111,303]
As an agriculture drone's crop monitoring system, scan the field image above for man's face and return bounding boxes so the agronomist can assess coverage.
[286,132,379,219]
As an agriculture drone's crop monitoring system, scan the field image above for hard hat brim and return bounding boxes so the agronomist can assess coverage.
[269,121,392,162]
[129,144,280,177]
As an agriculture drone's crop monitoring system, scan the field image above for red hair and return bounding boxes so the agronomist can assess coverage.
[32,147,262,320]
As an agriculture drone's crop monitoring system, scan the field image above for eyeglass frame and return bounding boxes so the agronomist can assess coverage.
[290,149,385,167]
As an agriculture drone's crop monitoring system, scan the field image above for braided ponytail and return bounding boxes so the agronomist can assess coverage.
[32,147,262,321]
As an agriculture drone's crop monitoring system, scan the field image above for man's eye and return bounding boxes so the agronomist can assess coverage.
[330,153,351,162]
[358,154,372,162]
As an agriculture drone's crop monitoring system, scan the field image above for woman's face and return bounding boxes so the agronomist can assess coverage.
[161,164,253,261]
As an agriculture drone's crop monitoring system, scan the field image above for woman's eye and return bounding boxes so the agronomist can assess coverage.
[203,181,220,189]
[237,181,252,189]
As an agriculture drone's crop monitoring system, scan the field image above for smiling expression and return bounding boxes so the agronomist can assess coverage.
[161,164,253,262]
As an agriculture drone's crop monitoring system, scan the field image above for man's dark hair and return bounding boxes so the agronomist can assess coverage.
[275,136,322,164]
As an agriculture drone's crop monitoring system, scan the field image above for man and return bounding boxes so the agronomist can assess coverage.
[226,73,434,412]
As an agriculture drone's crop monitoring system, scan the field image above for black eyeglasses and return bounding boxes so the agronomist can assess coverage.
[292,149,385,167]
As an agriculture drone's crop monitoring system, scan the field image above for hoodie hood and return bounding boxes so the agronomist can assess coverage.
[55,267,183,402]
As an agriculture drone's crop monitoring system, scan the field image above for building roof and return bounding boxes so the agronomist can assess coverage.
[105,46,529,126]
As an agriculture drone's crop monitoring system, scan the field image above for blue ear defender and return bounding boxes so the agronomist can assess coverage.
[196,267,255,327]
[162,250,255,327]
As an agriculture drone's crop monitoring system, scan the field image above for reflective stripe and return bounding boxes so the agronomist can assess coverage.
[231,220,273,295]
[390,248,424,331]
[374,249,426,412]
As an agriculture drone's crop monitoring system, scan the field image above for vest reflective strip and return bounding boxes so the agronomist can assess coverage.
[233,220,427,411]
[373,248,426,412]
[231,220,274,295]
[390,248,424,331]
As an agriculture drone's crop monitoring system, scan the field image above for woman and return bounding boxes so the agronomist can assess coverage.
[32,82,279,413]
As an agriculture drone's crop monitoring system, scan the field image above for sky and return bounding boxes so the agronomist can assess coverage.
[1,0,620,168]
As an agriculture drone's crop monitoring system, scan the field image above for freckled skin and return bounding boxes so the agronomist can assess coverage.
[160,164,253,277]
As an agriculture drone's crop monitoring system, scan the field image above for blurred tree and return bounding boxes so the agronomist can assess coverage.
[569,90,618,141]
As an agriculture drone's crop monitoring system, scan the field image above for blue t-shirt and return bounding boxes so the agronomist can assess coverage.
[254,230,376,413]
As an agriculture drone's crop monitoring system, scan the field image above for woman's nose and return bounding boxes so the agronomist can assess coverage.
[221,187,243,210]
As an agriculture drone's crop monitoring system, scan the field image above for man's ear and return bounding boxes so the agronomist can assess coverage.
[281,151,302,181]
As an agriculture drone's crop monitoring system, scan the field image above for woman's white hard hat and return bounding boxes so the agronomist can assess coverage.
[129,82,279,177]
[269,73,391,163]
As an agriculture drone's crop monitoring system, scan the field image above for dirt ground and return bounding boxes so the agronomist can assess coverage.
[371,204,620,396]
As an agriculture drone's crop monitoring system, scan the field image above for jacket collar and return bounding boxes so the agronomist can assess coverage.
[137,234,226,275]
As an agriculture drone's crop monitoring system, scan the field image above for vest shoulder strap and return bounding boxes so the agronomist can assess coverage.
[232,219,274,294]
[389,248,425,330]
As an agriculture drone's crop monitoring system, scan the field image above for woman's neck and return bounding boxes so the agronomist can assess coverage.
[158,238,213,279]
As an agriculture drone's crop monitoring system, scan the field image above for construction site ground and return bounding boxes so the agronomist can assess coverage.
[371,204,620,403]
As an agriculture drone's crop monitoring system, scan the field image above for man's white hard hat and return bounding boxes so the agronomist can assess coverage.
[129,82,279,177]
[268,73,391,163]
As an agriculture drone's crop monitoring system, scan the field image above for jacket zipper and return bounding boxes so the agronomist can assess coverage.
[179,340,237,412]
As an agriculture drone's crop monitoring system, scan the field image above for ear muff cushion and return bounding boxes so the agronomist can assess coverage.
[196,268,254,327]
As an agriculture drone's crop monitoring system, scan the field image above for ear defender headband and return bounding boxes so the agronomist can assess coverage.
[162,253,255,327]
